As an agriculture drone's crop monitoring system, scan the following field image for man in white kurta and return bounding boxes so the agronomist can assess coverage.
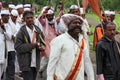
[47,14,94,80]
[0,24,5,80]
[9,9,21,74]
[1,9,16,80]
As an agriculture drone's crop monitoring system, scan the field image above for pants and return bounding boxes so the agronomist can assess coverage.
[0,64,5,80]
[6,51,15,80]
[15,54,20,73]
[22,67,37,80]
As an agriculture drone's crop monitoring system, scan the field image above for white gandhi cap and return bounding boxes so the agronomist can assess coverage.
[8,4,15,9]
[70,5,79,9]
[11,9,18,16]
[1,10,10,15]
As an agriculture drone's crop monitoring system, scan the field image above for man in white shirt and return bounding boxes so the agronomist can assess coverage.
[47,14,94,80]
[16,4,24,26]
[9,9,21,74]
[0,14,6,80]
[1,9,15,80]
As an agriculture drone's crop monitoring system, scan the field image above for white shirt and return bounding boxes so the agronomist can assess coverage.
[82,18,90,33]
[47,32,94,80]
[34,18,43,32]
[4,23,15,51]
[26,26,36,67]
[0,28,5,64]
[9,18,21,37]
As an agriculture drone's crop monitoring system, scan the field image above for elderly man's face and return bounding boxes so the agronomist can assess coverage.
[104,23,116,40]
[11,15,18,22]
[17,8,23,15]
[70,9,80,16]
[1,14,9,23]
[103,14,111,22]
[46,14,54,21]
[68,18,83,34]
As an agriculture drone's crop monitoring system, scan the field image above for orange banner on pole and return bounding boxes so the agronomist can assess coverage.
[88,0,104,19]
[82,0,89,13]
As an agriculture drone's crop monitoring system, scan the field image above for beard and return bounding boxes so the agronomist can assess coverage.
[47,18,55,25]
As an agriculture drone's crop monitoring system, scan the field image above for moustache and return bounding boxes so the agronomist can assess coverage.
[68,26,82,33]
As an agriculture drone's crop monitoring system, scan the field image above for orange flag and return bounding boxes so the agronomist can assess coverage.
[82,0,89,13]
[87,0,104,19]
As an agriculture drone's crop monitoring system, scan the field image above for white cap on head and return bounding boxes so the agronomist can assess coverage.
[24,4,31,8]
[42,6,49,10]
[16,4,23,9]
[70,5,79,9]
[41,6,50,13]
[59,14,84,33]
[24,8,31,11]
[46,9,54,14]
[80,8,84,14]
[61,14,83,27]
[8,4,15,9]
[110,11,115,15]
[11,9,18,16]
[1,10,10,15]
[104,10,111,15]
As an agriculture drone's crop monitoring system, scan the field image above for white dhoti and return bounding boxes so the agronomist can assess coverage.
[0,63,5,80]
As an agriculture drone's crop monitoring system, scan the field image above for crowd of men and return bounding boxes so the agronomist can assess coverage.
[0,1,120,80]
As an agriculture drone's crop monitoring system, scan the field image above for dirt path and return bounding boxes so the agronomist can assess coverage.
[86,16,99,27]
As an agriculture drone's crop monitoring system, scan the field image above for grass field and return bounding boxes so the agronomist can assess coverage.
[86,13,120,53]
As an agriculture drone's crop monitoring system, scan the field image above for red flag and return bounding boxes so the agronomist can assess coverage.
[88,0,104,19]
[82,0,89,13]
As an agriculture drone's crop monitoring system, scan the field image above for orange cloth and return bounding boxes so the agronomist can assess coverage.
[88,0,104,19]
[31,31,36,44]
[93,27,103,50]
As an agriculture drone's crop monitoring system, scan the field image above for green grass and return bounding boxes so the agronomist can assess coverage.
[86,13,98,53]
[86,13,100,22]
[88,27,95,53]
[114,14,120,32]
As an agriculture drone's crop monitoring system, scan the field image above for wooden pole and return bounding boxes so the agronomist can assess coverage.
[77,0,81,14]
[99,0,106,34]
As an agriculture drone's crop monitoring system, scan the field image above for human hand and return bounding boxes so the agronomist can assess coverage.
[32,43,38,49]
[97,74,104,80]
[39,45,46,51]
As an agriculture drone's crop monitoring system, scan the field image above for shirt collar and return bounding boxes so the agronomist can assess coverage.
[26,25,36,33]
[65,32,83,44]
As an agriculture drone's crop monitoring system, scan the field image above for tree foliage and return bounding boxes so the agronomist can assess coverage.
[1,0,120,10]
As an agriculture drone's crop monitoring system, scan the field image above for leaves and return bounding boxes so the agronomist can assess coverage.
[1,0,120,10]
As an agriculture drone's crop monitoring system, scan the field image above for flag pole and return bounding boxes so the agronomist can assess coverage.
[77,0,81,14]
[99,0,106,34]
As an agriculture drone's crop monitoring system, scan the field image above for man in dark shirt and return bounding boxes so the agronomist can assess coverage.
[96,22,120,80]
